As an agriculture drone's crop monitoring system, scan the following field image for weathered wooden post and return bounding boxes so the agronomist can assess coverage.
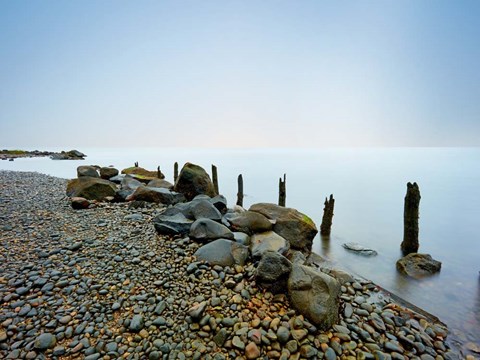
[320,194,335,235]
[212,164,219,195]
[174,162,179,183]
[134,161,139,167]
[278,174,286,207]
[401,182,421,255]
[157,166,162,178]
[236,174,244,207]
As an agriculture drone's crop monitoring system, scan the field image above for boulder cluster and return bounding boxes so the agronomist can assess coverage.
[66,162,342,330]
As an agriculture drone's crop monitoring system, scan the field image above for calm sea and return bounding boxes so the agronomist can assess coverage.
[2,147,479,350]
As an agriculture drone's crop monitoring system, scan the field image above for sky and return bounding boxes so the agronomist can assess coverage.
[0,0,479,148]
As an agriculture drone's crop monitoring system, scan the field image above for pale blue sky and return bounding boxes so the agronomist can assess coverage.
[1,1,479,148]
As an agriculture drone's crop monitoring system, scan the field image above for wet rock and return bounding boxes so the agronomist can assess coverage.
[396,253,441,278]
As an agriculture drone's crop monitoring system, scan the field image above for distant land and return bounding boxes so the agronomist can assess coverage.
[0,149,86,161]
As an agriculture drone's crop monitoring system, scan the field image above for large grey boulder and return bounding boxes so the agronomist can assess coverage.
[66,177,117,201]
[256,251,292,294]
[100,167,119,180]
[191,199,222,221]
[250,231,289,259]
[153,213,193,236]
[396,253,442,278]
[194,239,248,266]
[174,163,216,201]
[130,186,185,205]
[121,176,143,191]
[287,264,341,330]
[249,203,318,254]
[77,165,99,178]
[223,211,272,235]
[189,218,234,241]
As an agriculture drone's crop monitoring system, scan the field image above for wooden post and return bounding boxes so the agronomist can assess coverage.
[278,173,286,207]
[212,164,219,195]
[134,161,138,167]
[401,182,421,255]
[320,194,335,236]
[174,162,179,183]
[157,166,162,179]
[236,174,244,207]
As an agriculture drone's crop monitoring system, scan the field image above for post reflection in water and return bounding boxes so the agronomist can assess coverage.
[320,235,331,259]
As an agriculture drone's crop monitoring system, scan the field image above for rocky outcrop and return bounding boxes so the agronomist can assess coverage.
[250,231,289,259]
[396,253,442,278]
[153,213,193,236]
[77,165,99,178]
[173,163,216,201]
[51,150,86,160]
[189,218,234,242]
[130,186,185,205]
[223,211,273,235]
[66,177,116,201]
[249,203,318,254]
[255,251,292,294]
[287,264,341,330]
[194,239,248,267]
[100,167,119,180]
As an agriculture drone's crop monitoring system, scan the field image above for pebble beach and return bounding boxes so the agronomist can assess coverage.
[0,170,465,359]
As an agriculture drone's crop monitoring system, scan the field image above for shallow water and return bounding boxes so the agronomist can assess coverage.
[2,147,479,350]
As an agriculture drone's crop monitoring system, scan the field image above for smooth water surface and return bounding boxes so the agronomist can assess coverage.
[2,147,479,348]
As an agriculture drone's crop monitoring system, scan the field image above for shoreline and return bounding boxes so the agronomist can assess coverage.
[0,170,468,359]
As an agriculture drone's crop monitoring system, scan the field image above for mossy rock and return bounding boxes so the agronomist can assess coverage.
[121,166,165,183]
[173,163,215,201]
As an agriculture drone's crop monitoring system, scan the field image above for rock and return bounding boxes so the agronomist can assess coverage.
[277,326,290,343]
[255,251,292,293]
[250,231,289,258]
[342,242,378,256]
[148,178,174,189]
[77,165,99,178]
[66,177,117,201]
[51,149,86,160]
[245,342,261,359]
[71,197,90,210]
[129,315,144,332]
[121,166,164,183]
[194,239,248,266]
[396,253,442,278]
[121,175,143,191]
[130,186,185,205]
[223,211,273,235]
[249,203,317,254]
[189,218,234,241]
[213,328,228,346]
[233,232,250,245]
[34,333,56,350]
[173,163,216,201]
[188,301,207,321]
[287,264,341,330]
[190,199,222,221]
[153,213,193,236]
[210,195,228,214]
[99,167,119,180]
[108,174,125,184]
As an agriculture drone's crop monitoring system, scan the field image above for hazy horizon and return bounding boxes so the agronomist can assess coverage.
[1,1,480,148]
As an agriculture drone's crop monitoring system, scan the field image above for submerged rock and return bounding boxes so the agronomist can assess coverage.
[342,242,378,256]
[396,253,442,278]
